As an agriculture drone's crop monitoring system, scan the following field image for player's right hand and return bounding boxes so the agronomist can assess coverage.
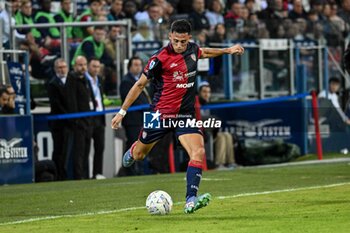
[111,113,123,129]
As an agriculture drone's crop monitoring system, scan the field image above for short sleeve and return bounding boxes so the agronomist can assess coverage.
[143,56,162,80]
[197,45,202,59]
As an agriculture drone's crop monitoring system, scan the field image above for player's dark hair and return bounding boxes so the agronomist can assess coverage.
[128,56,142,70]
[170,19,192,34]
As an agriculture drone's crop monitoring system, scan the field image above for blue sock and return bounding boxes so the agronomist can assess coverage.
[186,162,202,201]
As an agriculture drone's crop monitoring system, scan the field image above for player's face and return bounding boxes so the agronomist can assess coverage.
[169,32,192,54]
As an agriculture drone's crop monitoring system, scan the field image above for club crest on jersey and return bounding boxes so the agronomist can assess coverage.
[173,71,185,81]
[190,54,196,62]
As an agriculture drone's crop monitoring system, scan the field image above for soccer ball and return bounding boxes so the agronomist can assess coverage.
[145,190,173,215]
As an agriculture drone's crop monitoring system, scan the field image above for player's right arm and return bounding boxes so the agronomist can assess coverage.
[111,74,149,129]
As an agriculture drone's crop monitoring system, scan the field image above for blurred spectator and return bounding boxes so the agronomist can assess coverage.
[34,0,61,45]
[205,0,224,31]
[123,0,138,27]
[176,0,193,14]
[321,3,345,46]
[14,0,41,42]
[135,3,164,40]
[310,0,325,18]
[198,81,237,170]
[189,0,210,33]
[338,0,350,24]
[72,26,113,67]
[132,21,154,41]
[257,0,287,38]
[153,0,175,21]
[70,56,94,180]
[0,86,10,114]
[104,25,121,94]
[54,0,74,41]
[240,13,269,39]
[73,0,102,41]
[195,29,208,46]
[318,77,350,125]
[2,84,16,114]
[120,56,151,175]
[85,58,106,179]
[306,9,324,40]
[207,23,226,91]
[225,2,242,20]
[107,0,126,21]
[104,25,121,62]
[288,0,307,21]
[47,58,74,180]
[0,0,24,48]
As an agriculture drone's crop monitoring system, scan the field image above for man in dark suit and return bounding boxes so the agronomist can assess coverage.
[70,55,95,180]
[47,58,74,180]
[85,57,106,179]
[120,56,151,175]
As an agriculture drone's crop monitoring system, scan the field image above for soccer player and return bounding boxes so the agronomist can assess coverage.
[111,19,244,213]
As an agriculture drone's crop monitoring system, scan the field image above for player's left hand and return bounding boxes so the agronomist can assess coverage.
[228,44,244,55]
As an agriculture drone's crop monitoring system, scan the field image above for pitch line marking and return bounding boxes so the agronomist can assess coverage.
[0,182,349,226]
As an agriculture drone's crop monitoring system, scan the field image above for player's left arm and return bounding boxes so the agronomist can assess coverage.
[199,44,244,59]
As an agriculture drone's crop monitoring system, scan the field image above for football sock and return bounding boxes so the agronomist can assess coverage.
[130,141,137,159]
[186,160,203,201]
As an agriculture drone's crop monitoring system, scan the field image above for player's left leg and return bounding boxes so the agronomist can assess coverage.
[178,133,211,213]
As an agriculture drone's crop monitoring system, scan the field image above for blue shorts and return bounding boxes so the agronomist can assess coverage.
[138,119,203,144]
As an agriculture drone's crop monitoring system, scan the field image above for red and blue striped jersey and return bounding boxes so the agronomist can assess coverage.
[143,42,202,118]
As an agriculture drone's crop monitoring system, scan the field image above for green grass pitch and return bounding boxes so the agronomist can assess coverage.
[0,161,350,233]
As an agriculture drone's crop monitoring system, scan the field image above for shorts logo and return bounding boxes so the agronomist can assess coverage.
[190,54,196,62]
[143,110,161,129]
[142,131,147,139]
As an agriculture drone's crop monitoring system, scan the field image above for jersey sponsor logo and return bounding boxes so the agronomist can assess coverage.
[176,82,194,88]
[185,71,196,78]
[173,71,196,81]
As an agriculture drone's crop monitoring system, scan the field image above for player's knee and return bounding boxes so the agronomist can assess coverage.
[190,147,205,161]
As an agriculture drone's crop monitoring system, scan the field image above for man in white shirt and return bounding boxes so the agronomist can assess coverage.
[318,77,350,125]
[85,57,106,179]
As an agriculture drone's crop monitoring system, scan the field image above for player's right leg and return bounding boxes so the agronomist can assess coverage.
[122,140,158,167]
[122,127,167,167]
